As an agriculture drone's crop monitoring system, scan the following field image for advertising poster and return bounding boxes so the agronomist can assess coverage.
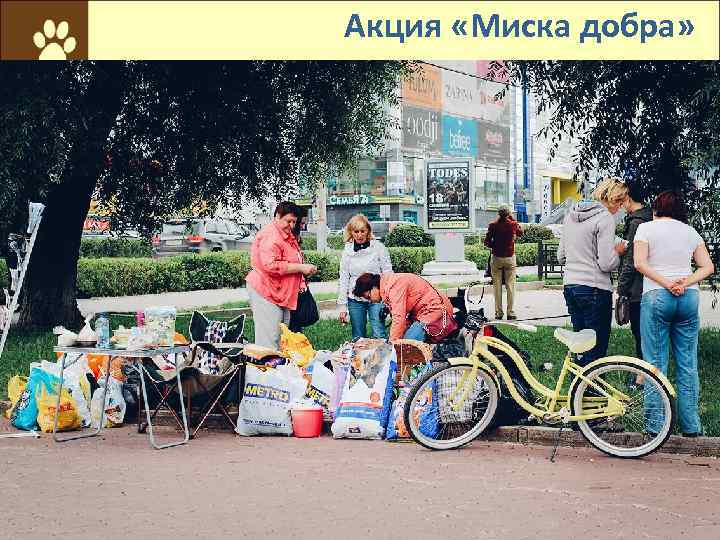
[401,63,442,109]
[402,105,441,153]
[477,120,511,165]
[442,114,478,158]
[426,159,472,230]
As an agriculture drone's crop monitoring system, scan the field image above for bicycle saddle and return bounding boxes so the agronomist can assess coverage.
[553,328,596,354]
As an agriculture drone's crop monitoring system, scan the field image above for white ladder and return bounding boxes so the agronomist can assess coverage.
[0,203,45,361]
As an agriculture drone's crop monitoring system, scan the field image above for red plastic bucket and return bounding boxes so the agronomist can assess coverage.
[291,407,323,438]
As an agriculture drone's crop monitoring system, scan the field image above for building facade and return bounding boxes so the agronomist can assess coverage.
[297,61,581,231]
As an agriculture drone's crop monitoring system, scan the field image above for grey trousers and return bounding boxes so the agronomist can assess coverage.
[247,281,290,350]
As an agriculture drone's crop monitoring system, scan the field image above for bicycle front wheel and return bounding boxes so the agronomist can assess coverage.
[571,362,674,458]
[403,363,499,450]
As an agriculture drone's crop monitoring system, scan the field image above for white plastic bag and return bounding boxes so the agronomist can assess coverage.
[236,364,308,436]
[331,342,397,440]
[90,378,126,428]
[304,356,335,417]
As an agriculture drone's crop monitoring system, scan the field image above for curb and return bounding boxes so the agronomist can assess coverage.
[2,400,718,456]
[485,425,720,457]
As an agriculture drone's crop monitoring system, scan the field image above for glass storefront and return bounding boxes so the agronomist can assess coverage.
[475,166,511,210]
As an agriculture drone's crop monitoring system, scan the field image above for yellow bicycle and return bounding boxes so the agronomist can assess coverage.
[403,283,676,458]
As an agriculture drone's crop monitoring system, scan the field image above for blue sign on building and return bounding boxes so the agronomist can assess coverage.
[441,114,478,158]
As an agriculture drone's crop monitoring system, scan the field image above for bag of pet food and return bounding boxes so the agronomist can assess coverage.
[236,364,308,436]
[386,363,434,441]
[331,342,397,440]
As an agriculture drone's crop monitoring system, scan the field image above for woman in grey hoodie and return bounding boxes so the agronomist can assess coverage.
[557,178,628,365]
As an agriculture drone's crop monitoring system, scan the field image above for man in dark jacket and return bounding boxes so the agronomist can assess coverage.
[617,184,653,359]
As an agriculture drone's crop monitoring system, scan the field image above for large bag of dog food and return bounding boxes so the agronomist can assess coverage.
[236,364,308,436]
[331,342,397,440]
[386,363,434,441]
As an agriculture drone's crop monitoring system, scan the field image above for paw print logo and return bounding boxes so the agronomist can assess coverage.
[33,19,76,60]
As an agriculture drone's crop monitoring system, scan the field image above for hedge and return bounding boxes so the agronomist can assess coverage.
[76,252,251,298]
[384,224,434,247]
[2,244,540,299]
[79,237,152,258]
[300,233,345,251]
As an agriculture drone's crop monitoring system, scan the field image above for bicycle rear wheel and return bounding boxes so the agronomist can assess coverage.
[571,362,674,458]
[403,363,499,450]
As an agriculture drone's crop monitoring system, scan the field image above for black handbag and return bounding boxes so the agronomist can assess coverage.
[289,287,319,331]
[615,295,630,326]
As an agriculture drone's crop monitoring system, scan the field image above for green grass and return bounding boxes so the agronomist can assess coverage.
[2,318,719,436]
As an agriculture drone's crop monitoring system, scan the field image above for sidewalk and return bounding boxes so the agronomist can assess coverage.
[77,266,539,315]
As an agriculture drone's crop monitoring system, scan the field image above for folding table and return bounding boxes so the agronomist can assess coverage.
[53,345,191,449]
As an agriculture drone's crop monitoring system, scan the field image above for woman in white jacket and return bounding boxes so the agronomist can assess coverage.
[337,214,393,339]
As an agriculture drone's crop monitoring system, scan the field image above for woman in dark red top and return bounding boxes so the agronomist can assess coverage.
[484,205,522,320]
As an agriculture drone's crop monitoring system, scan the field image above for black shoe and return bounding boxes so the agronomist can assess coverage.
[507,315,517,321]
[682,432,701,438]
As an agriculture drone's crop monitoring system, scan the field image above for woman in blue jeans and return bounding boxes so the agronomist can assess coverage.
[337,214,393,339]
[634,191,714,436]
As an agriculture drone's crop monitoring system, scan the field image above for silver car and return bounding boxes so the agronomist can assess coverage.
[152,218,251,256]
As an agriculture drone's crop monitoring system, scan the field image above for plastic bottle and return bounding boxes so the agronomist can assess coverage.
[96,313,110,349]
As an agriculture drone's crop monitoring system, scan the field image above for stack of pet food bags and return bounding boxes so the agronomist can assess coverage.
[331,339,397,440]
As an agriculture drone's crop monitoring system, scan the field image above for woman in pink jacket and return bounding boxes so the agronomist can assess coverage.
[353,272,456,342]
[246,202,317,349]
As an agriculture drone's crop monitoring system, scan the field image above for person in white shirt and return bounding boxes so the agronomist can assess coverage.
[337,214,393,339]
[634,190,714,437]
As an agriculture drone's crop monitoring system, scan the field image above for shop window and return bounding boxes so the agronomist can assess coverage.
[402,211,418,224]
[478,166,510,209]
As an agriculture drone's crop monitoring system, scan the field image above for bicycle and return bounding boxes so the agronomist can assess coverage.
[403,282,676,458]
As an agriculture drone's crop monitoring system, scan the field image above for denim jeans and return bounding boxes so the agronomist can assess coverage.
[562,285,612,365]
[629,301,643,359]
[403,321,426,341]
[347,298,387,339]
[641,288,701,434]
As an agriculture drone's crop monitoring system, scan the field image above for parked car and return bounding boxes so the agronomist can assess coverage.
[152,217,251,256]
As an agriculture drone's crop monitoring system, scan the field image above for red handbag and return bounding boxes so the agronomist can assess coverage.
[423,309,459,344]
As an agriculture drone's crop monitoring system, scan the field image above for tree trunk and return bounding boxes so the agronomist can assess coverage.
[17,64,127,330]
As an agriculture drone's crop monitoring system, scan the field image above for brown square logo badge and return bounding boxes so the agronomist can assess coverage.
[1,1,88,60]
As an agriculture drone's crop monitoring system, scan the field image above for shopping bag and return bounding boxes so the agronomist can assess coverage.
[36,386,81,433]
[11,367,59,431]
[236,364,308,436]
[279,323,315,367]
[5,375,28,419]
[90,378,127,428]
[304,358,335,416]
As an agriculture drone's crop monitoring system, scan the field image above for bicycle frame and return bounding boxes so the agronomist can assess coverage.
[448,334,632,423]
